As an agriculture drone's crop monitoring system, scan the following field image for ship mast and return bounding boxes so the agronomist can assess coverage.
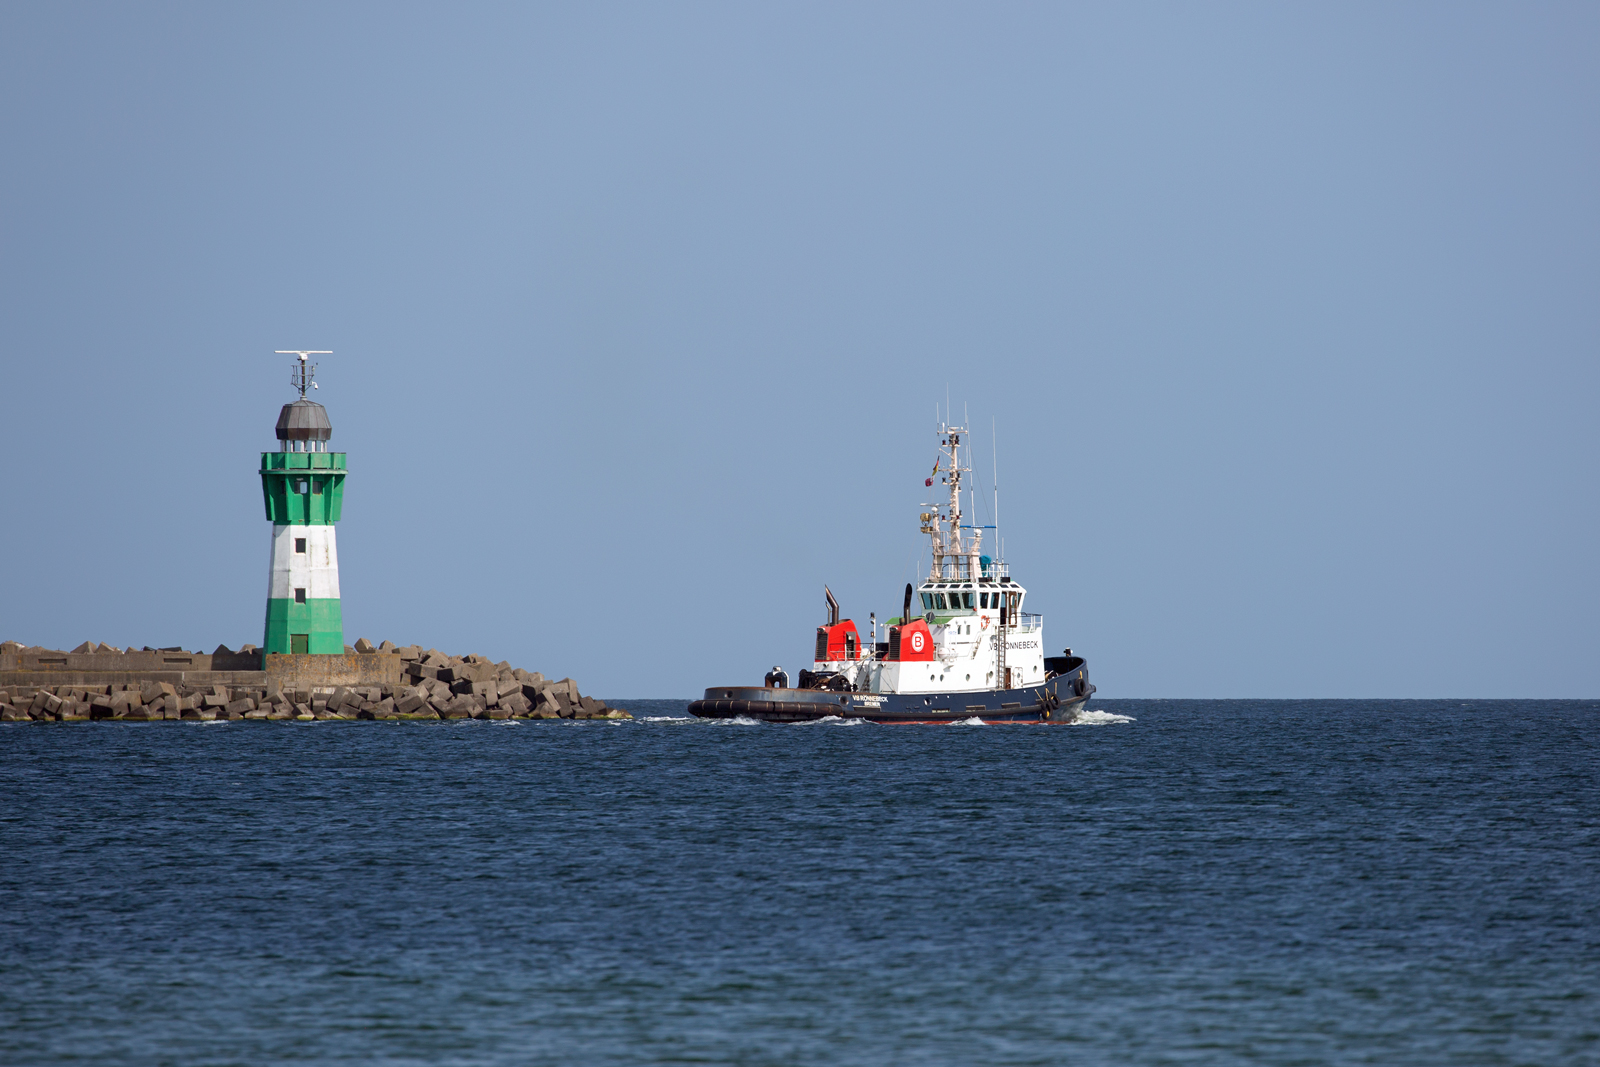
[924,418,982,581]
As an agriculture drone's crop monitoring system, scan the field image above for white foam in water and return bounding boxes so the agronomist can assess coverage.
[643,716,695,722]
[789,715,868,726]
[953,716,988,726]
[1072,709,1135,725]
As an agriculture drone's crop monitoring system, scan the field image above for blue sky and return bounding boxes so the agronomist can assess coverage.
[1,3,1595,697]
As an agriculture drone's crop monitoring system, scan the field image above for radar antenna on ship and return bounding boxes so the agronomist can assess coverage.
[277,350,331,399]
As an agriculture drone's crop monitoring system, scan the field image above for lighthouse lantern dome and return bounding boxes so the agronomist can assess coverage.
[275,399,332,452]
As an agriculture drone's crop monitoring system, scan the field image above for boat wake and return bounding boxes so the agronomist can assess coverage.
[789,715,867,726]
[952,716,988,726]
[1072,709,1135,726]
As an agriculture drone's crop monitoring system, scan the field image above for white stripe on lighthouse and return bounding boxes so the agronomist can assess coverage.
[267,525,341,600]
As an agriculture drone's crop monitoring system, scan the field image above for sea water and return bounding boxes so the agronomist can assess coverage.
[1,700,1595,1065]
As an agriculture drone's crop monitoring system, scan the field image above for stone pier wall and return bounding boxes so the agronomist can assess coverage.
[0,640,626,722]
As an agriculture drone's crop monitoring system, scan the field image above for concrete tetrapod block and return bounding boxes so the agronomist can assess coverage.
[441,695,477,719]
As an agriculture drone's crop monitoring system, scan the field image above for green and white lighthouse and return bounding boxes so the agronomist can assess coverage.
[260,352,346,654]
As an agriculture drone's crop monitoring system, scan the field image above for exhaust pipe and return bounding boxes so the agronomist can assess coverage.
[825,585,839,627]
[902,583,913,625]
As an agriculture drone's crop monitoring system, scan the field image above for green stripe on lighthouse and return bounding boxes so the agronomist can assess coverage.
[264,597,345,654]
[261,451,346,524]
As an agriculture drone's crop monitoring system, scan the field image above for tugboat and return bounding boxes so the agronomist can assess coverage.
[689,419,1095,724]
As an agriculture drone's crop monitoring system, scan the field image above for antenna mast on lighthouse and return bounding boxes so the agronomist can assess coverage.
[277,351,331,400]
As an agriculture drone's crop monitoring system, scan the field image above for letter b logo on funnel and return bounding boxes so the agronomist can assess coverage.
[911,632,925,653]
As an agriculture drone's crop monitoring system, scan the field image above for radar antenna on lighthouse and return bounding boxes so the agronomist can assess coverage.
[277,351,331,400]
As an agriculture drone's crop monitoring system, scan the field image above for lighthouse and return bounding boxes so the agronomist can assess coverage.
[260,352,346,654]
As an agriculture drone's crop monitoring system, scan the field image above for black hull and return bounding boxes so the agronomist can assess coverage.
[688,672,1096,724]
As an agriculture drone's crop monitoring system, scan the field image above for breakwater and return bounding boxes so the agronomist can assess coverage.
[0,639,628,722]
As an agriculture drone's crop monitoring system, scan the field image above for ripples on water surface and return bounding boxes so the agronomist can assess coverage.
[2,700,1596,1065]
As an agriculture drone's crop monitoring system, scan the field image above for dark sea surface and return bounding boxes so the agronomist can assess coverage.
[1,700,1596,1066]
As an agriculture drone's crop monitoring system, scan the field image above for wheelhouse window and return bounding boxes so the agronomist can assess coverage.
[962,592,973,609]
[980,592,990,609]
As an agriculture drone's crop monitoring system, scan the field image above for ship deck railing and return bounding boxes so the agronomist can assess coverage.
[929,561,1010,581]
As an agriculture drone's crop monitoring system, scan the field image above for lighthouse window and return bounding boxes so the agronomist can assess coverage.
[312,478,323,495]
[296,479,308,494]
[294,538,306,554]
[294,588,307,604]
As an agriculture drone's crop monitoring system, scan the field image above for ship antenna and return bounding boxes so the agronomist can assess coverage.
[278,351,331,400]
[992,417,999,560]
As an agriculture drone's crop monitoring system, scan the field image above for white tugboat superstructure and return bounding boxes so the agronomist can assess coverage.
[689,418,1094,724]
